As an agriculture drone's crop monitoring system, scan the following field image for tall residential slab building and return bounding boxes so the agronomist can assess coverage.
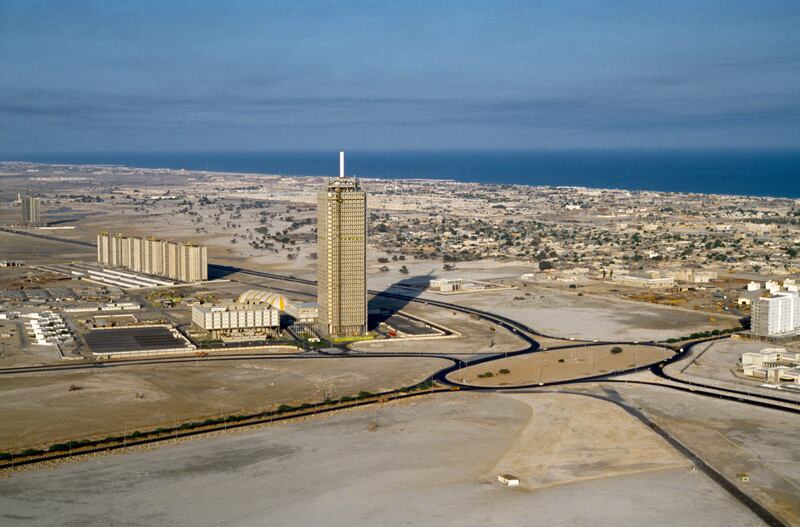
[21,195,41,225]
[97,233,207,282]
[317,152,367,337]
[752,292,800,337]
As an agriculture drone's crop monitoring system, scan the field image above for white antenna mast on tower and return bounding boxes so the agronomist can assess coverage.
[339,151,345,178]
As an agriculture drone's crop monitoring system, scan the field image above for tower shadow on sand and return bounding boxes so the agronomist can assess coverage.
[367,271,435,331]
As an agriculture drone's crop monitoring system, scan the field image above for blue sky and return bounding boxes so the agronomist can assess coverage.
[1,0,798,152]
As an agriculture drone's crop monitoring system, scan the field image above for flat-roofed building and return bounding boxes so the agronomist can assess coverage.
[611,271,675,289]
[178,243,207,282]
[191,302,280,338]
[97,231,111,264]
[21,195,41,225]
[286,301,319,323]
[742,347,800,384]
[97,233,207,282]
[431,278,463,292]
[752,291,800,337]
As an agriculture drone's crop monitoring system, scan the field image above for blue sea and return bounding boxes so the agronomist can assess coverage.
[4,150,799,199]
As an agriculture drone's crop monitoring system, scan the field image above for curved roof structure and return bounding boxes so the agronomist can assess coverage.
[236,290,288,311]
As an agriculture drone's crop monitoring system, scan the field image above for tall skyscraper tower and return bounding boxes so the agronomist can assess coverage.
[21,195,41,225]
[317,152,367,337]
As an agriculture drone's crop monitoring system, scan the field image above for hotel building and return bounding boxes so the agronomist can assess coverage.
[317,152,367,336]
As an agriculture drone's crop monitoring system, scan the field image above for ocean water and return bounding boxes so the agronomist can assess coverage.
[4,150,800,198]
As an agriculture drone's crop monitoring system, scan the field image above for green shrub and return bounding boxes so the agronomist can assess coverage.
[610,347,623,354]
[498,369,511,375]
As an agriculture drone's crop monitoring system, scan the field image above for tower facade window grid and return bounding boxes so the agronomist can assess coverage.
[317,152,367,337]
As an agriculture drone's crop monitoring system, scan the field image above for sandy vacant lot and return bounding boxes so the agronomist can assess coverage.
[451,344,672,386]
[364,259,739,342]
[452,285,740,342]
[617,382,800,526]
[0,392,765,527]
[0,230,95,264]
[0,357,447,451]
[493,392,686,488]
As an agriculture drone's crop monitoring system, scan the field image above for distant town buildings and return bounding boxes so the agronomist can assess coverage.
[317,152,367,337]
[665,270,718,283]
[97,232,207,282]
[20,195,41,225]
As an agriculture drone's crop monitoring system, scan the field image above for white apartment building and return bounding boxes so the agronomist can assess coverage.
[751,292,800,337]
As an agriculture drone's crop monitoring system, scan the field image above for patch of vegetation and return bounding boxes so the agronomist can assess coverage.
[610,347,623,354]
[666,326,741,343]
[6,380,442,462]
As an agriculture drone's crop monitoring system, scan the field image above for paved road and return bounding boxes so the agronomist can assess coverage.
[2,229,797,409]
[3,225,798,525]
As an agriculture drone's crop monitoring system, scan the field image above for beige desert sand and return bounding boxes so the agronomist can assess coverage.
[491,392,687,489]
[449,344,672,386]
[0,357,448,451]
